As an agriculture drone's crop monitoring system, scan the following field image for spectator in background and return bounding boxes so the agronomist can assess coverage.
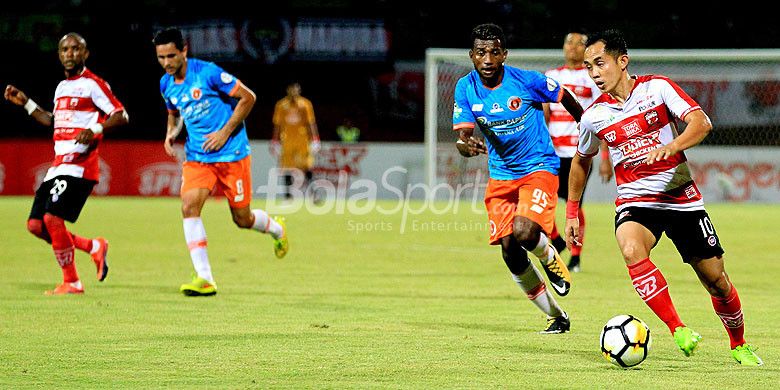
[271,82,320,199]
[336,117,360,143]
[543,29,612,273]
[4,33,128,295]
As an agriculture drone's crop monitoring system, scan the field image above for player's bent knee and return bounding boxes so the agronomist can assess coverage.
[232,215,253,229]
[27,219,45,238]
[620,242,649,264]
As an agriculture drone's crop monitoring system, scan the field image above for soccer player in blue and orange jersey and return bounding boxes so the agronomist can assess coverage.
[154,28,288,296]
[453,24,584,333]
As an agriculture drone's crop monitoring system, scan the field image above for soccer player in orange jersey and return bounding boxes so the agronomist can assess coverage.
[270,82,320,200]
[566,29,761,365]
[4,33,128,295]
[544,29,612,273]
[154,28,288,296]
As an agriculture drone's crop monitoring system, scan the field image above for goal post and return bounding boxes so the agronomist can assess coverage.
[425,48,780,189]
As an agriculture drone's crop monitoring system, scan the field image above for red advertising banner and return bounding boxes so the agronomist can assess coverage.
[0,140,182,196]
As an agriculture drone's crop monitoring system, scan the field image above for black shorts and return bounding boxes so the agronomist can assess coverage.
[614,206,725,263]
[557,157,591,201]
[29,176,96,223]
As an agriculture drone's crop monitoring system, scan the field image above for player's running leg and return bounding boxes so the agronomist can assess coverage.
[28,219,109,282]
[221,156,288,259]
[42,213,83,295]
[179,187,216,296]
[690,256,762,366]
[501,236,569,334]
[617,221,699,356]
[514,172,571,295]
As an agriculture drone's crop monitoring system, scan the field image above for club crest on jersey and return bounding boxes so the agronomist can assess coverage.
[191,88,202,100]
[171,96,178,105]
[507,96,522,111]
[69,98,79,108]
[604,130,617,142]
[489,103,504,114]
[621,120,642,137]
[645,110,659,125]
[546,78,558,92]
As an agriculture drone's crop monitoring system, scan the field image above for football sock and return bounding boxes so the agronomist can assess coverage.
[183,217,213,283]
[526,233,554,262]
[627,257,684,333]
[511,264,563,318]
[570,208,585,256]
[251,209,283,239]
[43,213,79,283]
[711,282,746,349]
[70,233,94,253]
[550,224,567,253]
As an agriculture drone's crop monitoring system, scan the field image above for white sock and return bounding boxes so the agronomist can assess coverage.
[526,233,554,262]
[90,239,101,254]
[183,217,213,283]
[251,209,283,239]
[511,265,563,318]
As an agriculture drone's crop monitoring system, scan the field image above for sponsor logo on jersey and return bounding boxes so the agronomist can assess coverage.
[191,88,202,100]
[220,72,234,84]
[618,210,631,221]
[604,130,617,142]
[471,104,483,112]
[707,235,718,247]
[69,98,79,108]
[453,102,462,118]
[489,103,503,114]
[621,120,643,137]
[645,110,659,125]
[507,96,522,111]
[171,97,178,105]
[685,185,697,199]
[489,220,497,237]
[546,78,558,91]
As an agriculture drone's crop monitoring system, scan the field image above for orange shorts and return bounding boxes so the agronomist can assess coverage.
[484,170,559,245]
[181,155,252,208]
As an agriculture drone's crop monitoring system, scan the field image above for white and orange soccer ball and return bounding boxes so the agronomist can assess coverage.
[600,314,652,368]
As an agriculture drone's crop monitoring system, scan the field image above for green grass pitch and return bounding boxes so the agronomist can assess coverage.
[0,196,778,388]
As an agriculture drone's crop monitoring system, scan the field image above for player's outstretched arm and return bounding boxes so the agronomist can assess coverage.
[564,153,592,248]
[4,84,54,127]
[456,127,487,157]
[559,87,583,122]
[644,110,712,165]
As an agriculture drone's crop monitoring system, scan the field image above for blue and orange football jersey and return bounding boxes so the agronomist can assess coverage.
[453,65,563,180]
[160,58,251,163]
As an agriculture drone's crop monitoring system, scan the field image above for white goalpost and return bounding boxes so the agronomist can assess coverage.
[425,48,780,190]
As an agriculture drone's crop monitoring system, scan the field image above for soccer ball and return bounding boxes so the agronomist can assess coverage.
[600,314,652,368]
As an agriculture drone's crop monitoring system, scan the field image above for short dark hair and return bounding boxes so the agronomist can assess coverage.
[586,29,628,57]
[153,27,185,50]
[471,23,506,48]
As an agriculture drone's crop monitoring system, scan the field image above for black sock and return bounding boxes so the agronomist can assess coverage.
[552,235,567,253]
[568,255,580,266]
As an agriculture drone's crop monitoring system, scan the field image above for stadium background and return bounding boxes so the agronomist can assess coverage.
[1,0,778,143]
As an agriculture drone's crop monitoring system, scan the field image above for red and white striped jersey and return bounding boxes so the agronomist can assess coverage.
[544,66,600,157]
[47,68,124,182]
[577,75,704,212]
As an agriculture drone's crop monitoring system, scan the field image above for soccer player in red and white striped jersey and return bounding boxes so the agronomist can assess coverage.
[564,29,761,366]
[544,30,612,273]
[4,33,129,295]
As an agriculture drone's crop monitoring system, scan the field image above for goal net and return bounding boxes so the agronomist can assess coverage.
[425,48,780,189]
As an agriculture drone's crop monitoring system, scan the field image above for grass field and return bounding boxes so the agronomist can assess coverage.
[0,196,778,388]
